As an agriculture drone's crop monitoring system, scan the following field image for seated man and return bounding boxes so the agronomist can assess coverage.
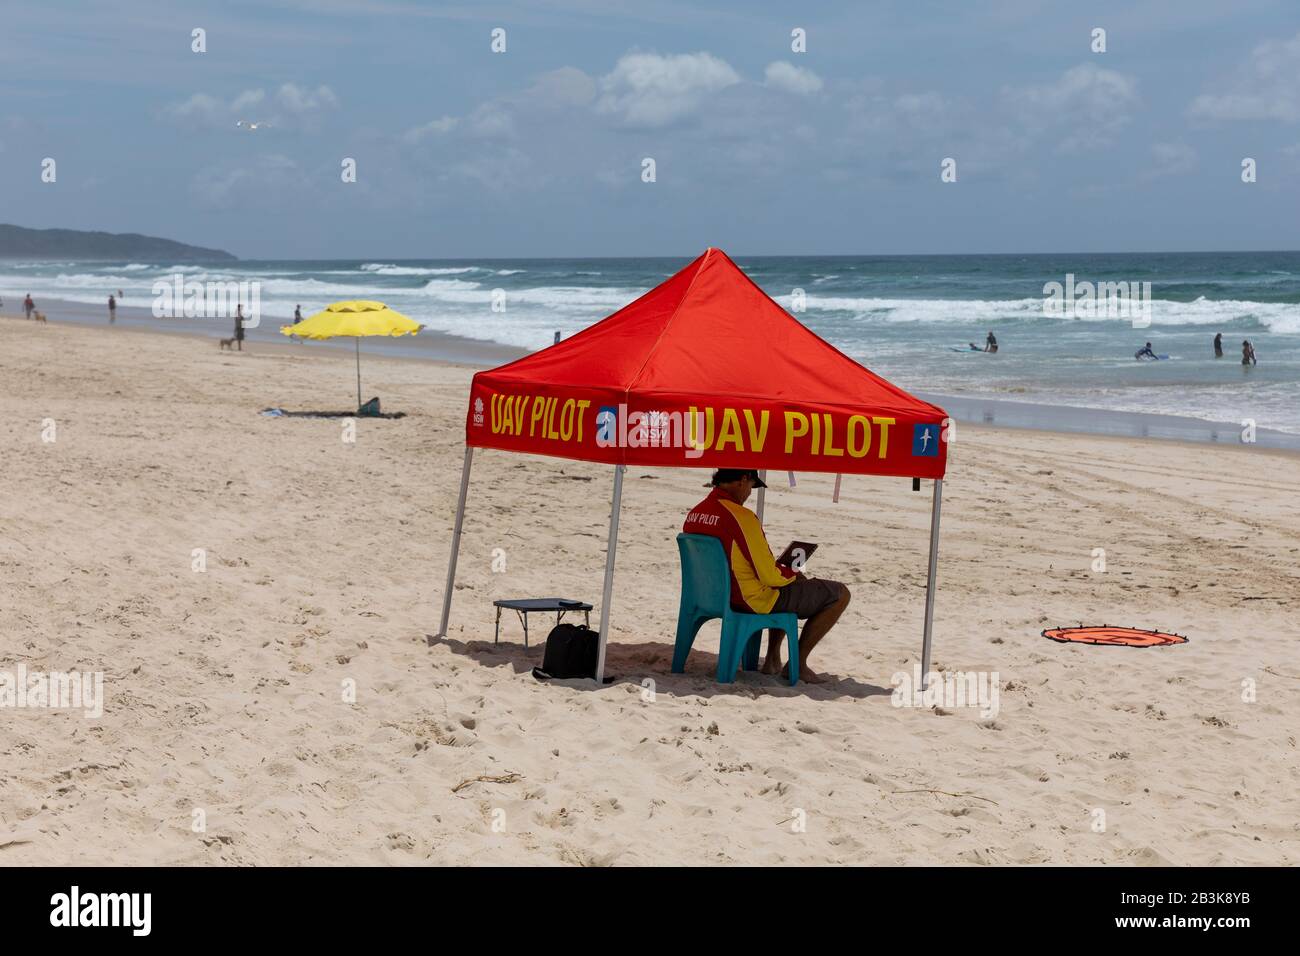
[683,468,850,684]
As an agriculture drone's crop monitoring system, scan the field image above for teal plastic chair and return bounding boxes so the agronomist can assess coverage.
[673,533,800,685]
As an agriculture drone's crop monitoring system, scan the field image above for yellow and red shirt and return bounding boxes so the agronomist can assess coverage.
[683,487,796,613]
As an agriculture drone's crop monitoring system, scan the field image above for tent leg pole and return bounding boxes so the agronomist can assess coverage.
[755,470,767,524]
[920,478,943,691]
[595,464,624,684]
[356,337,362,409]
[435,446,474,640]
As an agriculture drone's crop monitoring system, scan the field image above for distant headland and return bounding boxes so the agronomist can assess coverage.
[0,224,236,262]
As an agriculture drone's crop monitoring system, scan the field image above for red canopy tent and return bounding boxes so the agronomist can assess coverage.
[436,248,950,682]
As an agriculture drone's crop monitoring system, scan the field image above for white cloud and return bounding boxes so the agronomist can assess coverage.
[526,67,597,108]
[764,61,823,95]
[402,116,459,143]
[275,83,338,114]
[231,89,266,113]
[893,92,949,123]
[401,67,593,145]
[1188,32,1300,123]
[1149,142,1197,176]
[596,52,740,127]
[841,86,956,141]
[448,146,534,194]
[192,154,304,208]
[166,92,225,123]
[1002,64,1139,150]
[468,105,514,138]
[165,84,338,130]
[1004,63,1137,116]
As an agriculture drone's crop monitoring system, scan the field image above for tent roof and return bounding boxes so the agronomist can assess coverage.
[479,248,943,418]
[468,248,948,478]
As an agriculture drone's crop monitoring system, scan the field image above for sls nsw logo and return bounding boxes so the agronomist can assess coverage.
[594,405,708,459]
[472,397,485,427]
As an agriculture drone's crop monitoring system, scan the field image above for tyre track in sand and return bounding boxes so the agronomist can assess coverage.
[965,443,1300,597]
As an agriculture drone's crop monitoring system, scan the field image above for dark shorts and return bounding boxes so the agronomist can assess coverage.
[770,576,843,619]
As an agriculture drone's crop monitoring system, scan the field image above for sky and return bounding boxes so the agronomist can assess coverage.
[1,0,1298,259]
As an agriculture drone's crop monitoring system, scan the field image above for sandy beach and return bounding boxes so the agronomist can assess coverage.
[2,313,1297,866]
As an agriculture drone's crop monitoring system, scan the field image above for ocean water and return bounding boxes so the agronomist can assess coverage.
[4,251,1298,435]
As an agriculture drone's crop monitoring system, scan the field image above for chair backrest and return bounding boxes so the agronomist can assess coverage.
[677,533,731,617]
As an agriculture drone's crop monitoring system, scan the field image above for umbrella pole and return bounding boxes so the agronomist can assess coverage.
[355,337,362,409]
[435,446,474,639]
[920,478,943,691]
[755,470,767,524]
[594,463,624,684]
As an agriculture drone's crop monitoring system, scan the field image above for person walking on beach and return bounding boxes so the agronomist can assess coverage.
[108,294,116,324]
[1214,332,1223,358]
[24,294,34,320]
[683,468,851,684]
[985,331,998,353]
[1242,340,1257,366]
[234,304,246,351]
[292,304,304,342]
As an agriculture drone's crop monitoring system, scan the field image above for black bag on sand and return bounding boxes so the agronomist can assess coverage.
[533,623,599,680]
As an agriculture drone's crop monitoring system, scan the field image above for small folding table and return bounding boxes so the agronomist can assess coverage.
[492,598,592,647]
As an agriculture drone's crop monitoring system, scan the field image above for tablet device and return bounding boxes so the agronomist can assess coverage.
[776,541,817,571]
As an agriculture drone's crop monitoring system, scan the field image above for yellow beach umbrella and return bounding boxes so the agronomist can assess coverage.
[282,300,422,409]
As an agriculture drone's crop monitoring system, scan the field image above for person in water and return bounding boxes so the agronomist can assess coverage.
[985,331,998,353]
[1214,332,1224,358]
[1242,340,1257,366]
[1135,342,1158,359]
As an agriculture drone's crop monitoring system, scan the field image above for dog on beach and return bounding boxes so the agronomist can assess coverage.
[219,337,236,350]
[33,311,47,324]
